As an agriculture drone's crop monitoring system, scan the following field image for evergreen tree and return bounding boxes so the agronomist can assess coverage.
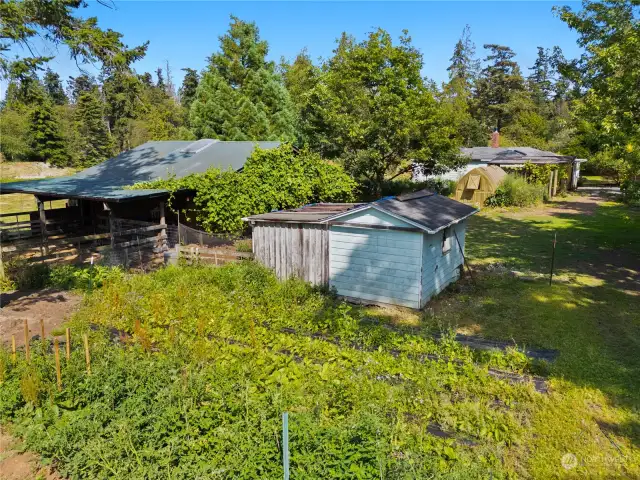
[208,15,270,88]
[280,49,319,110]
[43,68,68,105]
[179,68,200,110]
[156,67,165,90]
[447,25,480,90]
[68,74,97,103]
[28,94,69,166]
[474,44,525,131]
[528,47,553,106]
[442,26,486,147]
[101,69,141,151]
[189,16,297,141]
[73,91,113,167]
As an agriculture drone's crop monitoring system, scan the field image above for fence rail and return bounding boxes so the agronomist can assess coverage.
[1,216,172,268]
[177,245,253,266]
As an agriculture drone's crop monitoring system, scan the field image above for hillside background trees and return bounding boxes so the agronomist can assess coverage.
[1,1,638,197]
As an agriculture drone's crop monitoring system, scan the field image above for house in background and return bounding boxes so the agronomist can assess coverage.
[413,133,586,190]
[245,190,478,309]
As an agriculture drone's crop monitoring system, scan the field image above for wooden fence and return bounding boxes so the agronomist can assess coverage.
[1,219,169,268]
[176,245,253,266]
[0,208,80,241]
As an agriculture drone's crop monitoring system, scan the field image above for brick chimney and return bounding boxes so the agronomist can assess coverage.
[491,129,500,148]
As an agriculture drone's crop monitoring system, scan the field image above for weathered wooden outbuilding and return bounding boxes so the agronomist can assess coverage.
[245,190,478,309]
[0,139,280,266]
[455,166,507,204]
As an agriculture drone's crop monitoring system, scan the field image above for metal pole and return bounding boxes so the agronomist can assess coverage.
[549,232,557,286]
[282,412,290,480]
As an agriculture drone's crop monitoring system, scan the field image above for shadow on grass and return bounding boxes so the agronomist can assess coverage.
[422,200,640,449]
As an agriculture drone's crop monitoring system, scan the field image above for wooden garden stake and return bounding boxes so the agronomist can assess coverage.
[11,335,16,363]
[40,318,45,343]
[54,339,62,391]
[65,328,71,361]
[83,333,91,375]
[24,319,30,363]
[549,232,557,286]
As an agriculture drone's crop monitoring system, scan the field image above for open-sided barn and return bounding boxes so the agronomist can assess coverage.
[0,139,279,265]
[245,190,478,309]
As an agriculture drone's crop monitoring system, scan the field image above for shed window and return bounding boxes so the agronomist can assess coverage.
[442,228,452,254]
[466,175,481,190]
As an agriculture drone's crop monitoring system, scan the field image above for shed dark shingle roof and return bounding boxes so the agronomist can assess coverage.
[0,140,280,202]
[245,190,477,233]
[373,191,478,232]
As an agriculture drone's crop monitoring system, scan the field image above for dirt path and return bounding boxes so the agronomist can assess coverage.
[0,429,58,480]
[0,290,81,347]
[0,289,80,479]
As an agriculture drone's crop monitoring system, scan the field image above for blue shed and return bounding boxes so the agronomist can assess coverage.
[245,190,478,309]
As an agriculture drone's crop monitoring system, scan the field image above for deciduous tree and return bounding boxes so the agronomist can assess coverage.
[304,29,462,193]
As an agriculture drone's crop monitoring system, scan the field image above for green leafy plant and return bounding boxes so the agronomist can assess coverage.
[485,174,547,207]
[132,144,357,234]
[234,239,252,252]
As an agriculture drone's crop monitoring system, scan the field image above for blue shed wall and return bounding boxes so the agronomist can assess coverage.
[420,220,466,307]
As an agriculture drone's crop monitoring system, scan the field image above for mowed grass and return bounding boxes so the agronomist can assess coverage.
[405,194,640,477]
[0,162,73,216]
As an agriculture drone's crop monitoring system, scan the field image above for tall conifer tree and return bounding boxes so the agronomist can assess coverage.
[189,16,297,141]
[73,91,113,166]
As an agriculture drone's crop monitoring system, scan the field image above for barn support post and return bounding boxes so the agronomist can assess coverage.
[548,172,554,198]
[104,203,115,248]
[158,201,167,252]
[552,169,559,197]
[35,196,49,256]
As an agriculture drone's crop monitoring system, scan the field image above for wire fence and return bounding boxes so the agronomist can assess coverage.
[177,223,238,248]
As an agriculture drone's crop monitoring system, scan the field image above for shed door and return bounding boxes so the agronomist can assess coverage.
[329,226,423,309]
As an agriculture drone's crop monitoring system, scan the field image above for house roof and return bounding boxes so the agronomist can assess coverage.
[0,140,281,202]
[461,147,575,164]
[245,190,478,234]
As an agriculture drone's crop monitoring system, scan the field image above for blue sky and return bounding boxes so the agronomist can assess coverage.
[5,1,583,92]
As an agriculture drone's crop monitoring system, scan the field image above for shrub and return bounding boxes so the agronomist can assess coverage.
[4,260,50,290]
[621,180,640,206]
[370,177,456,201]
[234,239,252,253]
[2,261,123,292]
[132,144,357,234]
[485,175,546,207]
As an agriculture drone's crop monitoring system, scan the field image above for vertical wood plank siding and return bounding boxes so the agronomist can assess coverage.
[252,222,329,285]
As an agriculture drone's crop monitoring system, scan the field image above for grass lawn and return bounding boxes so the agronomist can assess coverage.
[581,175,619,186]
[418,193,640,477]
[0,162,74,216]
[0,193,637,478]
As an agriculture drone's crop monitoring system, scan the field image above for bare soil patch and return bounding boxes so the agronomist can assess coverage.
[0,289,81,346]
[0,429,59,480]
